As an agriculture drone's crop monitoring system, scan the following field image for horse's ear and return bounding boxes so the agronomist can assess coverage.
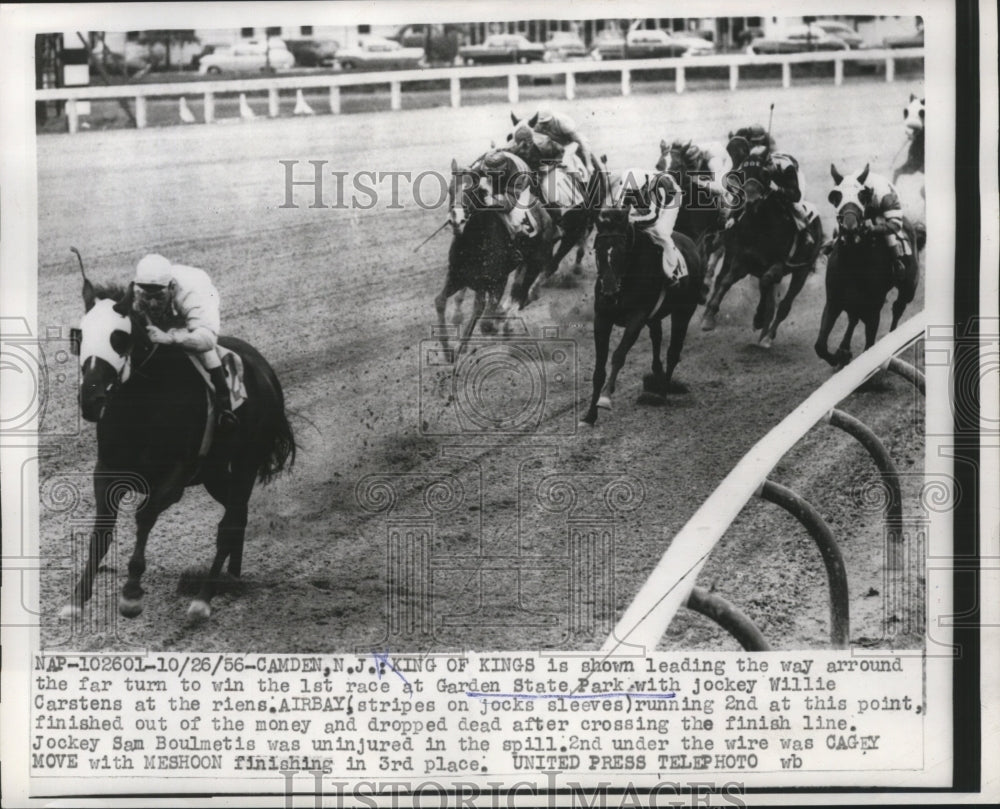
[82,278,96,312]
[659,139,668,154]
[490,139,496,149]
[909,93,916,102]
[112,283,134,316]
[451,158,458,173]
[830,163,843,185]
[528,112,538,128]
[857,163,870,185]
[510,111,518,126]
[601,154,607,164]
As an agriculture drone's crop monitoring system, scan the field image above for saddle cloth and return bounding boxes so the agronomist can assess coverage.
[188,346,247,456]
[786,201,820,265]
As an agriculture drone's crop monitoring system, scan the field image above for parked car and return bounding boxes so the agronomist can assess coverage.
[812,20,865,49]
[334,36,427,70]
[198,38,295,74]
[284,38,340,67]
[664,32,716,55]
[459,34,545,65]
[389,23,463,63]
[592,28,713,60]
[745,24,850,54]
[543,32,590,62]
[883,30,924,49]
[189,44,220,71]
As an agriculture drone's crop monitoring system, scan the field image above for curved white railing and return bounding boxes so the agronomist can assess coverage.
[36,47,924,134]
[601,311,928,654]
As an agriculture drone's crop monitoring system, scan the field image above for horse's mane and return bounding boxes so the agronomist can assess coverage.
[93,281,130,302]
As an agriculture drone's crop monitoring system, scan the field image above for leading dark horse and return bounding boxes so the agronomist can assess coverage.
[582,208,704,426]
[434,155,555,358]
[815,164,922,366]
[62,271,295,623]
[701,146,823,346]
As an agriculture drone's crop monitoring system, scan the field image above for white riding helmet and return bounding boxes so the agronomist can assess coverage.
[135,253,173,286]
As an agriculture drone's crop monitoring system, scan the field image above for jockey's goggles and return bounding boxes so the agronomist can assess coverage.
[136,283,169,294]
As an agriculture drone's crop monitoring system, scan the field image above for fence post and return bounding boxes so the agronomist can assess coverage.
[390,81,402,111]
[329,85,341,115]
[203,91,215,124]
[565,71,576,100]
[676,64,686,94]
[450,76,461,108]
[267,87,279,118]
[729,63,739,91]
[885,55,895,82]
[66,99,79,134]
[782,61,791,88]
[621,68,631,96]
[134,96,147,129]
[507,73,519,104]
[834,57,844,86]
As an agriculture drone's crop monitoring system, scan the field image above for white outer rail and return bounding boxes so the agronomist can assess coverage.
[36,47,923,133]
[601,311,928,655]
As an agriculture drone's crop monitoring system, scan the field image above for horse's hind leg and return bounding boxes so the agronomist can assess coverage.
[456,289,487,358]
[60,470,125,619]
[890,275,917,331]
[188,461,256,622]
[641,319,667,400]
[664,305,696,392]
[435,274,462,358]
[814,302,844,366]
[702,259,744,331]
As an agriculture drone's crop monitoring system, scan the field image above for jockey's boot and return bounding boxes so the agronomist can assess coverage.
[208,367,239,431]
[892,256,909,285]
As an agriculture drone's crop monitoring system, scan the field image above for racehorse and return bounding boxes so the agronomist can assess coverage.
[435,156,554,358]
[815,163,922,367]
[62,271,296,623]
[656,139,732,300]
[892,95,925,185]
[701,145,823,346]
[506,112,610,305]
[581,207,704,426]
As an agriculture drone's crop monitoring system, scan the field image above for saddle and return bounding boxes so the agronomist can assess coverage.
[187,347,247,456]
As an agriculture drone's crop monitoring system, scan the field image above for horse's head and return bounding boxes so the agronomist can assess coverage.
[594,206,630,300]
[828,163,873,242]
[656,139,702,184]
[74,279,136,422]
[449,158,482,235]
[903,94,925,138]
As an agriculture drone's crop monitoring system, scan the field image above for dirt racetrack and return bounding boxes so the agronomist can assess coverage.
[36,77,926,653]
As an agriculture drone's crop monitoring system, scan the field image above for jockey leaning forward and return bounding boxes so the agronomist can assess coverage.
[132,253,238,430]
[853,168,913,283]
[612,167,687,286]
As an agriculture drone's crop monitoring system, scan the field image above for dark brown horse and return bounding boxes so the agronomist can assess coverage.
[815,164,922,366]
[701,146,823,346]
[63,271,295,623]
[581,208,704,426]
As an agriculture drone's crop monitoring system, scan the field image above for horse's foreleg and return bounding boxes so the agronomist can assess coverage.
[766,266,810,345]
[572,226,590,274]
[813,302,843,367]
[835,313,860,367]
[60,470,124,619]
[435,273,461,359]
[120,467,186,618]
[457,290,487,358]
[649,319,664,377]
[189,463,256,622]
[754,265,782,338]
[582,312,613,425]
[607,312,647,399]
[862,313,880,352]
[890,272,917,331]
[702,258,743,331]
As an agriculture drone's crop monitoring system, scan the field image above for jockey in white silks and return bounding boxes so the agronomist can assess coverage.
[132,253,237,429]
[613,168,686,284]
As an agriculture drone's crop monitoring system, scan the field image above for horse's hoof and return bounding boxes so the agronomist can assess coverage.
[118,597,144,618]
[58,603,82,620]
[187,600,211,622]
[572,262,584,276]
[578,419,596,428]
[759,335,773,349]
[701,314,716,332]
[596,395,612,410]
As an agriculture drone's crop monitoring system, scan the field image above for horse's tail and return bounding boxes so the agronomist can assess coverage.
[259,399,296,484]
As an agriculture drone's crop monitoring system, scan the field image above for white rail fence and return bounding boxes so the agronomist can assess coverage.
[601,311,928,654]
[36,47,924,134]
